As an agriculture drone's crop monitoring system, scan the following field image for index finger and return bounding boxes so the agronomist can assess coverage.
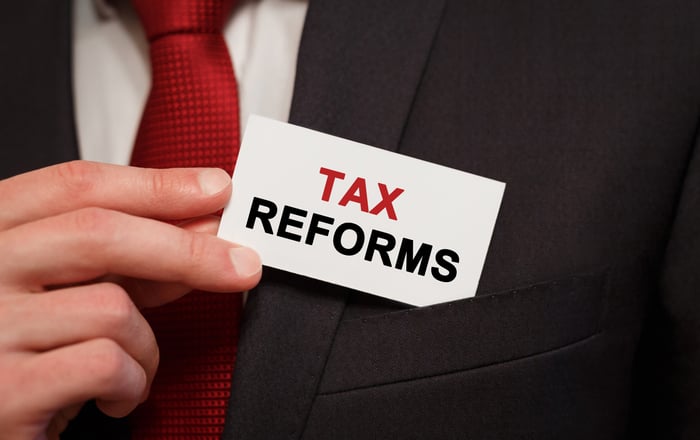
[0,161,232,230]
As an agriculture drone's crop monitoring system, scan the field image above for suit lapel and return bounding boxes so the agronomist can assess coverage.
[0,0,79,180]
[288,0,446,151]
[224,0,445,438]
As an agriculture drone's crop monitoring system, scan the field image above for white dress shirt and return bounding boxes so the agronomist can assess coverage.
[73,0,308,165]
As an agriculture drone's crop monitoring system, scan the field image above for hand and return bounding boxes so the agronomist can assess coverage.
[0,161,262,439]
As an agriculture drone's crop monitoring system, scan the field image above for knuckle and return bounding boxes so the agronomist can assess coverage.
[94,283,136,329]
[146,170,181,201]
[147,170,166,196]
[54,161,97,197]
[0,296,32,348]
[68,207,114,237]
[0,359,26,405]
[91,338,129,385]
[182,231,209,265]
[90,285,158,384]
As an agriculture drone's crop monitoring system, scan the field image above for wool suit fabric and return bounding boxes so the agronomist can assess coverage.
[2,1,700,439]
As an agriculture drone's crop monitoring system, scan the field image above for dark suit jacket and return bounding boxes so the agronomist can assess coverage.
[2,0,700,438]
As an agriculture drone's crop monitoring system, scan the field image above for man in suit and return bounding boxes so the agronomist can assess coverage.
[1,0,700,438]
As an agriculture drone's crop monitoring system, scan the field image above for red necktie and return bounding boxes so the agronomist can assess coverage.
[129,0,241,438]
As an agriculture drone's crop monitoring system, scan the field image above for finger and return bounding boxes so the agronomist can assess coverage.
[178,214,221,234]
[2,284,158,398]
[0,161,232,230]
[117,278,191,309]
[46,404,83,440]
[56,216,222,308]
[117,216,223,307]
[89,216,223,308]
[21,338,147,418]
[0,208,262,293]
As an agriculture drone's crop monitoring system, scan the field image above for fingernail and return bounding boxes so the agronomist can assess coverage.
[198,169,231,195]
[229,247,262,278]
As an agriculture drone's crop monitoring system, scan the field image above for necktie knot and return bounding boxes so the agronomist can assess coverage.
[132,0,235,41]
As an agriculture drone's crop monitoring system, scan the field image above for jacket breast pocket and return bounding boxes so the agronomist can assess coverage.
[317,272,608,394]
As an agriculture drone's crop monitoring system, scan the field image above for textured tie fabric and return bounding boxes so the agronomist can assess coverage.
[129,0,241,438]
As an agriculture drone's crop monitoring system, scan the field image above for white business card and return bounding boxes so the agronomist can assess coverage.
[218,116,505,306]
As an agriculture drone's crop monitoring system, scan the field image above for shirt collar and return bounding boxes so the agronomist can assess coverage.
[93,0,118,20]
